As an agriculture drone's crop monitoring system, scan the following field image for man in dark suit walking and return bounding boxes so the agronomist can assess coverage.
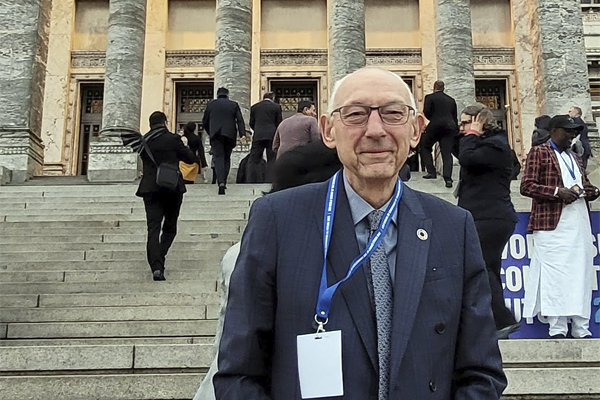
[421,80,459,187]
[136,111,196,281]
[249,92,282,178]
[214,68,506,399]
[202,87,246,195]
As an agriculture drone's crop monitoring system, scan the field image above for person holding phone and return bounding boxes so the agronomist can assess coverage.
[455,104,520,338]
[521,115,600,338]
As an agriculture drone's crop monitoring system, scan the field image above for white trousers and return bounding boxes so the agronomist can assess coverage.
[547,316,591,338]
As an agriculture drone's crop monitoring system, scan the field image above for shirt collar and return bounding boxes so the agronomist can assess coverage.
[342,169,398,228]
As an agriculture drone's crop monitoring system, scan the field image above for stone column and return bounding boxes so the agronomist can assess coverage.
[214,0,252,121]
[0,0,51,183]
[87,0,147,182]
[530,0,592,118]
[435,0,476,115]
[329,0,366,86]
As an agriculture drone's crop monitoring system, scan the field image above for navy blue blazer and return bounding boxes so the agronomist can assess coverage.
[215,177,506,400]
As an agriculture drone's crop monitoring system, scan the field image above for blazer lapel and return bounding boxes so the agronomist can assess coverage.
[320,182,379,373]
[545,142,564,186]
[389,187,432,383]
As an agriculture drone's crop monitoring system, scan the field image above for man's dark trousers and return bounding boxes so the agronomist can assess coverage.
[249,139,276,181]
[211,135,235,185]
[143,192,183,273]
[421,126,455,181]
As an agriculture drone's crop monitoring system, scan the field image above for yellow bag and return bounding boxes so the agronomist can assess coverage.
[180,161,199,182]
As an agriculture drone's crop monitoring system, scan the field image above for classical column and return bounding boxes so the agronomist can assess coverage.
[531,0,591,118]
[435,0,476,115]
[214,0,252,120]
[0,0,51,183]
[87,0,147,182]
[329,0,366,86]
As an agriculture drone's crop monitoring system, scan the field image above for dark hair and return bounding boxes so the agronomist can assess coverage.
[298,100,314,113]
[217,87,229,97]
[149,111,167,127]
[263,92,275,100]
[270,141,341,193]
[434,80,445,92]
[534,115,551,131]
[184,121,197,135]
[462,103,496,131]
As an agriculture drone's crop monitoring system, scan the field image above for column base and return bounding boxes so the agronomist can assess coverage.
[0,128,44,183]
[87,140,139,182]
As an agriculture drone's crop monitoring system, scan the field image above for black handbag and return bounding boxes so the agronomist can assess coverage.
[142,139,180,190]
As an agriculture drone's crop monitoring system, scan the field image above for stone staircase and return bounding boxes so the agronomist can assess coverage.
[0,179,599,399]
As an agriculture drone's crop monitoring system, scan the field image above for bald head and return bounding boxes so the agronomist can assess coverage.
[327,68,417,115]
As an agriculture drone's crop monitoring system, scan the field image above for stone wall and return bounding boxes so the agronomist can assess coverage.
[0,0,51,182]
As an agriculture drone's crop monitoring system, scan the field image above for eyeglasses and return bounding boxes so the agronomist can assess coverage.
[331,104,415,126]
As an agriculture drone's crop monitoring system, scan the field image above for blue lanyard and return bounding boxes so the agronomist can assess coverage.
[549,140,576,180]
[315,171,403,323]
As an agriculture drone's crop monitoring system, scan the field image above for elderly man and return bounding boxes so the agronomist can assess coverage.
[214,68,506,400]
[568,106,591,168]
[521,115,599,338]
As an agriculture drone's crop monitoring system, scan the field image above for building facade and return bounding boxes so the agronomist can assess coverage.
[0,0,596,182]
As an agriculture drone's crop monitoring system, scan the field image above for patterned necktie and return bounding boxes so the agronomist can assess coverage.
[367,210,393,400]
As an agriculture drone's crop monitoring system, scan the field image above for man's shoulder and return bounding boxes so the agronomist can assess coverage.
[404,186,469,222]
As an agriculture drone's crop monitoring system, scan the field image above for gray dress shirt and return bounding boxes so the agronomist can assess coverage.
[342,171,398,283]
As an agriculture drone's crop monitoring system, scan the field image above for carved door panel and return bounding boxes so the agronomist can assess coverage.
[270,80,319,119]
[475,80,508,131]
[176,83,214,133]
[78,83,104,175]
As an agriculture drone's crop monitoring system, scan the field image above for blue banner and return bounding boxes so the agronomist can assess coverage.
[502,212,600,338]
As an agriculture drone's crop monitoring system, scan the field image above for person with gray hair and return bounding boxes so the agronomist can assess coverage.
[568,106,591,168]
[214,67,505,400]
[456,103,520,338]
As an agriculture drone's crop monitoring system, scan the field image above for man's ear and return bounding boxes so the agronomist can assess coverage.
[411,113,426,149]
[320,114,336,149]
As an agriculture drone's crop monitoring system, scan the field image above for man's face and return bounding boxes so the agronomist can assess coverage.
[320,69,424,187]
[551,127,578,150]
[568,107,580,118]
[304,105,316,117]
[459,113,472,134]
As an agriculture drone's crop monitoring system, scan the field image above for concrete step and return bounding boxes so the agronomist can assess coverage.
[0,343,212,372]
[1,208,248,217]
[0,373,204,400]
[0,240,235,253]
[0,249,226,262]
[0,223,245,236]
[0,280,218,295]
[0,337,214,346]
[0,201,252,212]
[0,232,241,244]
[0,219,247,231]
[0,269,221,284]
[36,292,220,308]
[5,319,217,339]
[0,305,218,323]
[0,260,223,271]
[2,213,247,222]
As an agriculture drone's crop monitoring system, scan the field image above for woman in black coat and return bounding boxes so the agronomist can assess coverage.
[456,104,519,338]
[180,122,208,184]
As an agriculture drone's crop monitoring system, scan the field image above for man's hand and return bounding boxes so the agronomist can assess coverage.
[557,187,579,204]
[584,183,600,201]
[181,136,188,146]
[240,136,248,145]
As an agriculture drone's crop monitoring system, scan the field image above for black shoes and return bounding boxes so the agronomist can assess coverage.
[444,180,453,188]
[423,173,437,180]
[218,185,226,195]
[153,270,166,281]
[497,323,520,339]
[549,333,567,339]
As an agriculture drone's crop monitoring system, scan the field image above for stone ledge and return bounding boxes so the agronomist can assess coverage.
[505,367,600,395]
[501,339,600,366]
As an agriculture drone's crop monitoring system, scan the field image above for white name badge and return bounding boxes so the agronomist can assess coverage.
[297,330,344,399]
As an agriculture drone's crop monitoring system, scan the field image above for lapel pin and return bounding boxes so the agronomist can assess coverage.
[417,229,428,241]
